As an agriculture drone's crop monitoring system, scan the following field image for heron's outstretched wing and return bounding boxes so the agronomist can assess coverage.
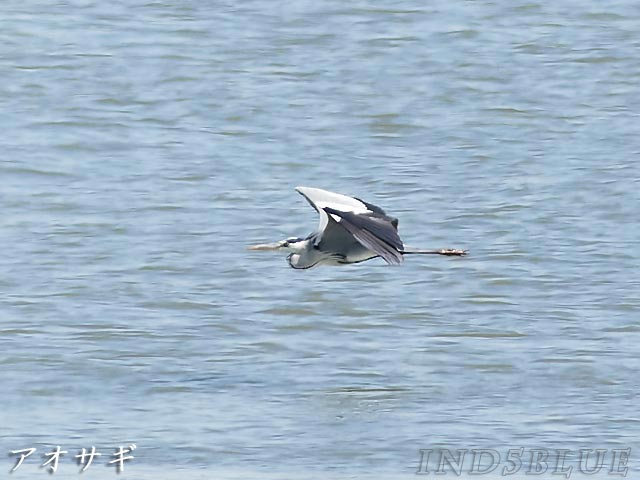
[323,207,404,265]
[295,186,373,243]
[295,187,402,263]
[295,186,371,214]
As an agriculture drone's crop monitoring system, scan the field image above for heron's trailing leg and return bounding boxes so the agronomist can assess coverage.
[402,248,468,256]
[438,248,467,256]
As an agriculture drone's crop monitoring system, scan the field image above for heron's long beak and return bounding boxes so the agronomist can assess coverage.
[247,241,285,251]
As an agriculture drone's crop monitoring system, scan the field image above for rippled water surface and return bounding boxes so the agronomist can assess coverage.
[2,1,639,478]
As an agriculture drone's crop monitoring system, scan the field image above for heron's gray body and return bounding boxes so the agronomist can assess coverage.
[287,229,378,269]
[248,186,466,269]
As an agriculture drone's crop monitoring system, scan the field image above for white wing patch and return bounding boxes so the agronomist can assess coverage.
[295,186,370,214]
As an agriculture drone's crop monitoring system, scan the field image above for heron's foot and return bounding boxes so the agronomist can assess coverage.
[439,249,468,256]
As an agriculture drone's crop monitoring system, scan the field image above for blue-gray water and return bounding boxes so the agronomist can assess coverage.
[2,1,639,479]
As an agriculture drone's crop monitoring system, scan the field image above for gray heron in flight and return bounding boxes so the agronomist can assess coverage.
[249,187,467,269]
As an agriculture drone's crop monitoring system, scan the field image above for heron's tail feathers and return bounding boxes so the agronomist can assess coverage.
[402,248,468,256]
